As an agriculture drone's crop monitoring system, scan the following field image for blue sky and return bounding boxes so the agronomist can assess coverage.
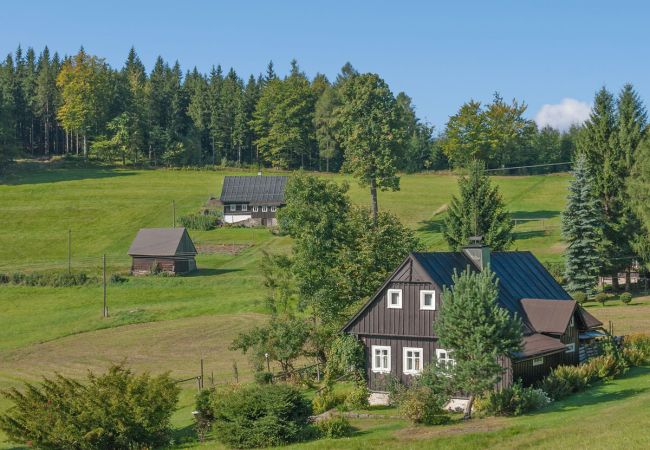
[2,0,648,130]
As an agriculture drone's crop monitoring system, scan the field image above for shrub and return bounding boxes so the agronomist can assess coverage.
[0,365,179,449]
[620,292,633,305]
[594,292,608,306]
[344,383,369,410]
[314,415,354,439]
[622,333,650,366]
[0,273,9,284]
[325,334,366,382]
[538,365,589,400]
[179,211,221,231]
[398,386,450,425]
[110,273,128,284]
[211,383,311,448]
[2,271,91,287]
[571,291,588,304]
[475,381,551,416]
[312,388,347,414]
[254,371,274,385]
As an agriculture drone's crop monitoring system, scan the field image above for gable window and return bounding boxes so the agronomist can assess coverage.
[271,206,277,212]
[403,347,424,375]
[420,290,436,310]
[436,348,455,371]
[532,357,544,366]
[229,204,236,212]
[262,206,268,212]
[242,204,248,212]
[252,206,259,212]
[565,343,575,353]
[569,316,574,327]
[371,345,391,373]
[387,289,402,309]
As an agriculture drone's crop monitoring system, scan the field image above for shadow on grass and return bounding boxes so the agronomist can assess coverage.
[417,217,446,234]
[1,166,137,186]
[510,210,560,220]
[183,268,242,278]
[170,422,200,447]
[513,230,547,240]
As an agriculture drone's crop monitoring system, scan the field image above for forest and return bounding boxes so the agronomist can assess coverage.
[0,45,581,173]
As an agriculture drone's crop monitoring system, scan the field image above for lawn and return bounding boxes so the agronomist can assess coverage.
[1,161,646,449]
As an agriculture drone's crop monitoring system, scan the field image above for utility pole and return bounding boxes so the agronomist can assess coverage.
[173,201,176,228]
[68,228,72,274]
[102,254,108,318]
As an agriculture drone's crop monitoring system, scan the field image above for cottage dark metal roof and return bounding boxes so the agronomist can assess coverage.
[517,333,567,358]
[219,176,287,205]
[521,299,577,334]
[128,228,197,257]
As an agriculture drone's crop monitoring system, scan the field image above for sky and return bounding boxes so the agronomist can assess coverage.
[2,0,648,131]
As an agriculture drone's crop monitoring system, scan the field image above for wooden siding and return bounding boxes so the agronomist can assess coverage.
[560,316,579,365]
[513,350,565,385]
[131,256,196,275]
[347,281,441,337]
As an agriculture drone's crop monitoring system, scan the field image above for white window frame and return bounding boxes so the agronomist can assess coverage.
[271,206,277,212]
[229,204,236,212]
[242,204,248,212]
[252,206,259,212]
[403,347,424,375]
[386,288,402,309]
[565,343,576,353]
[371,345,391,373]
[262,206,268,213]
[420,290,436,310]
[436,348,455,370]
[532,357,544,366]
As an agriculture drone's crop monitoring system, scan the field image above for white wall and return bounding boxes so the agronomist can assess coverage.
[224,214,252,223]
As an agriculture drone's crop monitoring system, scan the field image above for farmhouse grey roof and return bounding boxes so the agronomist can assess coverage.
[219,176,287,205]
[128,228,197,257]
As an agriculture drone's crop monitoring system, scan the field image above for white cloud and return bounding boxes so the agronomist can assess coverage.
[534,98,591,132]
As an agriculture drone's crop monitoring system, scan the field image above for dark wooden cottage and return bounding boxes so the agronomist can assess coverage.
[342,241,603,398]
[212,175,287,227]
[128,227,198,275]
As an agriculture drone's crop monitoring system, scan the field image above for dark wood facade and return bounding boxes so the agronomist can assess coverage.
[131,256,197,275]
[128,228,198,276]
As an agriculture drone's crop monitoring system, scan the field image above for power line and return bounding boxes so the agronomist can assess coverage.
[484,161,573,173]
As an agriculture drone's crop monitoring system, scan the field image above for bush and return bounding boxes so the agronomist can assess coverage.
[594,292,608,306]
[254,371,274,385]
[325,334,366,382]
[312,388,347,414]
[572,291,588,304]
[538,364,589,400]
[0,273,9,284]
[0,365,179,449]
[211,383,311,448]
[475,381,551,416]
[179,211,221,231]
[110,273,128,284]
[398,386,450,425]
[2,271,92,287]
[620,292,633,305]
[314,415,354,439]
[344,383,369,410]
[622,333,650,366]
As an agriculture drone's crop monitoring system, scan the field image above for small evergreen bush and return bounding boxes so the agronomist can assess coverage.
[314,415,354,438]
[254,371,274,385]
[344,383,369,410]
[475,381,551,416]
[619,292,633,305]
[211,383,311,448]
[398,386,450,425]
[594,292,608,306]
[110,273,128,284]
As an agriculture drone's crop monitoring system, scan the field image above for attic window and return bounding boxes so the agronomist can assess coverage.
[532,357,544,366]
[420,290,436,310]
[387,289,402,309]
[229,204,236,212]
[565,343,575,353]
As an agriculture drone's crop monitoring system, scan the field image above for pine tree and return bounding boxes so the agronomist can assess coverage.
[628,137,650,274]
[617,83,647,171]
[561,154,602,294]
[0,54,18,169]
[443,160,513,250]
[434,267,523,418]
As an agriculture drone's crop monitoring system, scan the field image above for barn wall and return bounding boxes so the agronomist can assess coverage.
[131,257,196,275]
[513,351,565,385]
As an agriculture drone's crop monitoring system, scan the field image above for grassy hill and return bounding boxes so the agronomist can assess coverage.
[1,161,647,449]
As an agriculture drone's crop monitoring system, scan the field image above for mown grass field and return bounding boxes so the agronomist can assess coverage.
[1,161,648,449]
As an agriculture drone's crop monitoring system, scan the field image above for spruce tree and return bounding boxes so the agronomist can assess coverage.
[434,267,523,418]
[561,154,602,294]
[443,160,513,250]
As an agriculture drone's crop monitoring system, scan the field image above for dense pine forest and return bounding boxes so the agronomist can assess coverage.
[0,45,587,173]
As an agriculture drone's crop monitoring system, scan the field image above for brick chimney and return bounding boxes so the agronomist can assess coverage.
[462,236,491,270]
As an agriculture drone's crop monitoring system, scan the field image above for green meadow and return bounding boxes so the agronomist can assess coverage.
[1,161,647,449]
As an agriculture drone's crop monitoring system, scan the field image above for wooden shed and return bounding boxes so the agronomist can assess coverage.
[128,227,198,275]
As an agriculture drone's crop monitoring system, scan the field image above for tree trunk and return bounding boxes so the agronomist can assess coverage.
[44,119,49,156]
[370,178,379,224]
[612,273,620,292]
[75,131,79,156]
[83,134,87,159]
[625,270,631,292]
[463,395,475,420]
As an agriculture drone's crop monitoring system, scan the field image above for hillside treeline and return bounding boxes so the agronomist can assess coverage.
[1,45,581,172]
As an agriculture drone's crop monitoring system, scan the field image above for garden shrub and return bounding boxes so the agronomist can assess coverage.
[622,333,650,365]
[254,371,274,385]
[344,383,369,410]
[211,383,311,448]
[312,388,347,414]
[475,381,551,416]
[314,415,354,438]
[594,292,608,306]
[571,291,587,304]
[0,365,179,450]
[538,365,589,400]
[110,273,128,284]
[398,386,450,425]
[2,271,91,287]
[179,211,221,231]
[325,334,366,382]
[619,292,633,305]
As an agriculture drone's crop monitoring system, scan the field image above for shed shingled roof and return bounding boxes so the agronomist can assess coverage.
[517,333,568,358]
[128,228,197,257]
[219,176,287,205]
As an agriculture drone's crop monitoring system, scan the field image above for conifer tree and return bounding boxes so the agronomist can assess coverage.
[443,160,513,250]
[561,154,602,294]
[434,268,522,418]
